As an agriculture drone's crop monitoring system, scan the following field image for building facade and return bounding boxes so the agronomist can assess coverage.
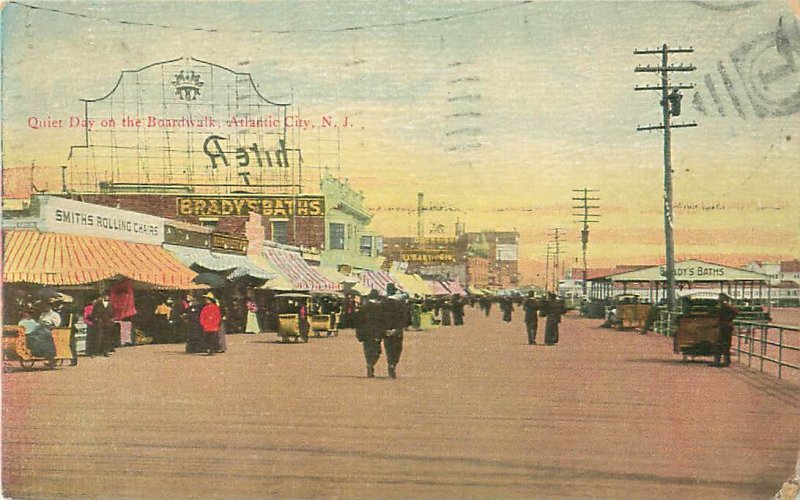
[319,175,383,270]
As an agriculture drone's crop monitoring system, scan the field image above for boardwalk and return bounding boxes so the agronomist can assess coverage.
[3,308,799,498]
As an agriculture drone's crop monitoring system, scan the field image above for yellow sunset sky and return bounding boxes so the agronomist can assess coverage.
[2,1,799,282]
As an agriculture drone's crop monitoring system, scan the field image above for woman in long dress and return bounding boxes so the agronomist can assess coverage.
[245,298,260,334]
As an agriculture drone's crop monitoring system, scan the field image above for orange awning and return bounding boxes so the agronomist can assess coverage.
[3,230,199,289]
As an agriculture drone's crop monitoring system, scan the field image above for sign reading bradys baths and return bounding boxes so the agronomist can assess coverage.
[176,195,325,217]
[607,259,770,282]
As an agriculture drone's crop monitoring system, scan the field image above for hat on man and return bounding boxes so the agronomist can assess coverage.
[203,292,217,302]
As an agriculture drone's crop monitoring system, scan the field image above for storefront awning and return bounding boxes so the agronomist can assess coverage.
[391,273,433,297]
[263,247,338,291]
[3,230,199,289]
[247,254,295,290]
[426,280,451,296]
[359,269,404,295]
[441,279,466,295]
[164,244,275,281]
[317,266,371,295]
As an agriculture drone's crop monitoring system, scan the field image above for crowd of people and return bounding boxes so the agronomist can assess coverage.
[6,282,574,377]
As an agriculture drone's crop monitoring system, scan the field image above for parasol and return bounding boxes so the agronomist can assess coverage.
[192,272,228,288]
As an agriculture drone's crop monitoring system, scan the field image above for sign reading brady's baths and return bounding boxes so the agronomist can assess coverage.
[177,195,325,217]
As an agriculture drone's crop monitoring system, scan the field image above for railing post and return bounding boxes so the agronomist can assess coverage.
[778,328,783,380]
[748,324,753,368]
[759,324,765,373]
[736,324,741,363]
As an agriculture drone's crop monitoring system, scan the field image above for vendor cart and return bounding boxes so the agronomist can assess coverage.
[674,298,723,360]
[3,325,73,371]
[610,294,651,330]
[675,313,721,360]
[273,293,311,343]
[619,303,651,330]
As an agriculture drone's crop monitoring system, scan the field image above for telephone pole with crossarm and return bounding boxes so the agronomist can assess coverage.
[634,44,697,315]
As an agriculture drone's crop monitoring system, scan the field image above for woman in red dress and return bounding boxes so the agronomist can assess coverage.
[199,292,222,356]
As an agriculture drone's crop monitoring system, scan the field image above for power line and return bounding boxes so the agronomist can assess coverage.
[8,1,534,35]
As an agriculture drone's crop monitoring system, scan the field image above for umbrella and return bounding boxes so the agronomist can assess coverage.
[192,272,228,288]
[36,288,62,300]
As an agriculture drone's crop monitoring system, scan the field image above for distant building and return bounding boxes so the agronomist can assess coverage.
[744,260,800,306]
[319,174,383,270]
[382,236,464,282]
[382,229,519,288]
[459,230,519,288]
[780,260,800,284]
[743,261,781,285]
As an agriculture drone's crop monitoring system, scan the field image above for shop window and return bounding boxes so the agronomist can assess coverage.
[271,220,288,244]
[199,218,218,229]
[329,222,345,250]
[359,236,372,257]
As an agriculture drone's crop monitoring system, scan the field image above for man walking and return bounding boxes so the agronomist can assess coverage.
[383,285,410,379]
[356,289,384,378]
[523,292,540,345]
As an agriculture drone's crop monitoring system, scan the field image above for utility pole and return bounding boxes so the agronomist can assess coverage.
[544,242,554,293]
[548,228,564,294]
[634,44,697,314]
[572,188,600,298]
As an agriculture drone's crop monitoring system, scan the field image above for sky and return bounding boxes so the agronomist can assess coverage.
[1,0,799,282]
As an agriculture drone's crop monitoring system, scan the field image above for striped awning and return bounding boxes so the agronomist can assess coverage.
[317,266,371,295]
[3,230,199,289]
[426,280,451,296]
[359,270,404,296]
[262,247,337,291]
[442,279,467,295]
[164,244,275,281]
[248,254,295,290]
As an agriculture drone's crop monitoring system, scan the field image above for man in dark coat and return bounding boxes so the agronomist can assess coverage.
[523,293,540,345]
[439,297,451,326]
[479,296,492,317]
[89,292,116,357]
[356,289,385,378]
[714,294,739,367]
[382,285,410,379]
[542,293,565,345]
[451,294,465,326]
[500,297,514,322]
